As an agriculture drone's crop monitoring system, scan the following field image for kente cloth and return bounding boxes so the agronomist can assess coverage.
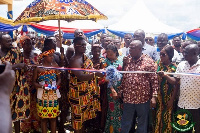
[21,56,41,132]
[0,47,30,122]
[92,57,108,130]
[155,60,177,133]
[69,55,101,130]
[37,69,60,118]
[103,57,123,133]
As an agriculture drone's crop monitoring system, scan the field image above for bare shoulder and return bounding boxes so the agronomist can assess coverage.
[69,56,82,68]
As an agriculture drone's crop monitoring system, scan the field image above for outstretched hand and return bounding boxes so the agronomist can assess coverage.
[0,62,15,95]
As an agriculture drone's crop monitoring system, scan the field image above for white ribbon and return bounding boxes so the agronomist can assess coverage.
[29,65,200,77]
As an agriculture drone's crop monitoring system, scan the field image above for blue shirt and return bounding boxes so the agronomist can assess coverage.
[142,43,159,61]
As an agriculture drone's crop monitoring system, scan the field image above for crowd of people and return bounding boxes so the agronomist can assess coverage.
[0,28,200,133]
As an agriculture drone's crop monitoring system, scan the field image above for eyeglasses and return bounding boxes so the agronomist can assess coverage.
[160,53,167,57]
[145,39,153,42]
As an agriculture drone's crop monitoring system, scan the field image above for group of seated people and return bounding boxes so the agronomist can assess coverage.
[0,28,199,133]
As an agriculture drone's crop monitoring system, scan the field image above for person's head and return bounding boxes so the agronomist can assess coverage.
[40,47,55,63]
[172,36,182,48]
[183,44,199,62]
[133,29,145,45]
[145,37,154,46]
[54,30,64,43]
[66,39,71,46]
[66,46,75,61]
[20,36,33,53]
[124,33,133,48]
[157,33,168,50]
[100,33,107,45]
[36,38,44,50]
[74,29,84,37]
[160,45,174,64]
[106,44,119,61]
[113,38,121,49]
[129,40,143,59]
[27,33,36,45]
[73,37,87,54]
[92,44,102,59]
[104,36,113,48]
[181,40,197,53]
[44,36,57,50]
[0,33,12,49]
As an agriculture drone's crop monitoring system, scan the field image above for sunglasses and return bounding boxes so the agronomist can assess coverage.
[145,38,153,42]
[160,53,167,57]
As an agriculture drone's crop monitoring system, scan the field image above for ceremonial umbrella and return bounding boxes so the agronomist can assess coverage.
[14,0,108,46]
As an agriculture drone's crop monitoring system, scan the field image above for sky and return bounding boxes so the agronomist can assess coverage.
[0,0,200,32]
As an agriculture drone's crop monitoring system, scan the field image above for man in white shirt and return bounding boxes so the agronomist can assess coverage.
[54,30,68,54]
[120,33,133,56]
[27,33,42,55]
[175,44,200,132]
[172,36,183,64]
[99,33,107,58]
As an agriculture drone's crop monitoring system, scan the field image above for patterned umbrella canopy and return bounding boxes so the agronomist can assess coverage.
[14,0,107,24]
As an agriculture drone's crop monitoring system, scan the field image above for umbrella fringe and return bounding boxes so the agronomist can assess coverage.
[14,15,107,25]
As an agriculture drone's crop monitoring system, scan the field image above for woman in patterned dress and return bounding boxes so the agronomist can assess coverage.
[33,47,61,133]
[103,44,123,133]
[90,44,108,132]
[155,45,177,133]
[0,33,30,133]
[20,36,41,133]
